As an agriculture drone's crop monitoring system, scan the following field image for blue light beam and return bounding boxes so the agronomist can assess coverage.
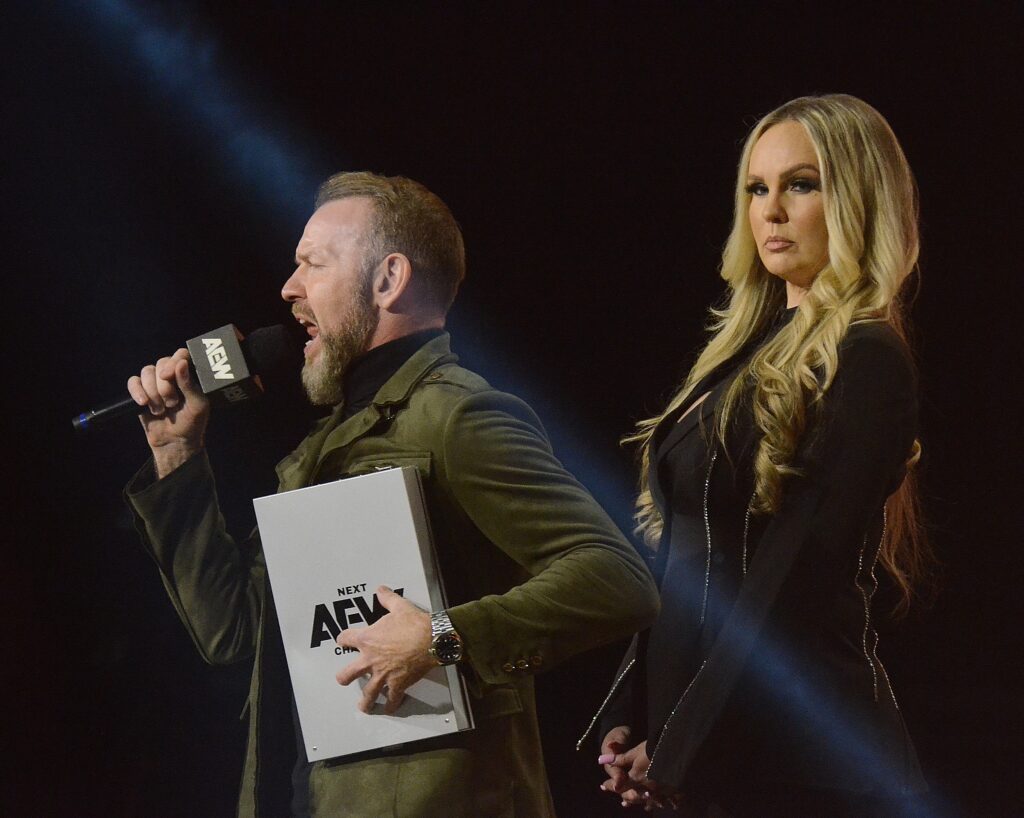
[67,0,327,222]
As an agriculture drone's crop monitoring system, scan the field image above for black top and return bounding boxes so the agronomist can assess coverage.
[599,313,926,807]
[340,328,446,420]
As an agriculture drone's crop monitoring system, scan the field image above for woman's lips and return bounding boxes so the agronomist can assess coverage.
[764,238,794,252]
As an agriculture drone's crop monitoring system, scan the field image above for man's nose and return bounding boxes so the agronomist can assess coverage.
[281,267,304,302]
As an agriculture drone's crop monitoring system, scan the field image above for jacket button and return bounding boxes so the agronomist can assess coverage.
[502,662,515,674]
[515,659,529,670]
[427,371,443,381]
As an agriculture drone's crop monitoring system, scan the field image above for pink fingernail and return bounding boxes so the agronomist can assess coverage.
[598,753,615,764]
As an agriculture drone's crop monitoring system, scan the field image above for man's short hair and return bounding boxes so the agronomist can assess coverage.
[316,171,466,313]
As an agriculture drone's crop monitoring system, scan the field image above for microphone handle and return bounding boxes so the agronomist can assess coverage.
[72,394,142,432]
[73,356,212,434]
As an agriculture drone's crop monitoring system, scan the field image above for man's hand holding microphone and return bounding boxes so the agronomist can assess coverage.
[126,348,210,479]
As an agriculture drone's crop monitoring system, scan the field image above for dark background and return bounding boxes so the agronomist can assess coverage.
[6,2,1022,816]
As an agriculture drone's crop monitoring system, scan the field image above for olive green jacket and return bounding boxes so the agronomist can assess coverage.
[127,333,658,817]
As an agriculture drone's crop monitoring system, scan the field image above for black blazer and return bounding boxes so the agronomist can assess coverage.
[586,320,926,801]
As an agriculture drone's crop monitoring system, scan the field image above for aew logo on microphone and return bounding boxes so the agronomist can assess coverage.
[202,338,235,379]
[310,583,405,656]
[185,324,260,405]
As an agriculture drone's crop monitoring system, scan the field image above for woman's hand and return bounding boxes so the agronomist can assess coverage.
[598,729,676,810]
[598,726,633,796]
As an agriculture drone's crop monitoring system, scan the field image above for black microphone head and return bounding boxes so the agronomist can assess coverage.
[241,324,304,378]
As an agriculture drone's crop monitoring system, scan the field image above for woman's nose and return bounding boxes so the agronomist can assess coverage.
[762,192,787,224]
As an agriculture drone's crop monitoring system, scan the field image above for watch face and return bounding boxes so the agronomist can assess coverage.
[433,633,462,664]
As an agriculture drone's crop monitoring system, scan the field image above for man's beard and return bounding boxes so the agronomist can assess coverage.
[301,283,379,406]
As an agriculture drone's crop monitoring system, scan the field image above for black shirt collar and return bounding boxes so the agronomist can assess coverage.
[340,328,445,419]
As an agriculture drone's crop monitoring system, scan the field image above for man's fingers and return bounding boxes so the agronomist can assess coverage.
[174,357,199,403]
[336,628,362,651]
[127,375,147,407]
[138,365,165,415]
[382,681,407,715]
[357,674,387,713]
[128,349,199,417]
[335,657,370,687]
[155,356,182,407]
[170,350,205,404]
[374,585,406,611]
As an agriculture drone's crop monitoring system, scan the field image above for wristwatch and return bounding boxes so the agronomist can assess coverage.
[429,610,463,666]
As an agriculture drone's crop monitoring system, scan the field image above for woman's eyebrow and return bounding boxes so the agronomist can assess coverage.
[747,162,820,182]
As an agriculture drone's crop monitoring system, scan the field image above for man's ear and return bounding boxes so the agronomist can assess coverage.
[372,253,413,311]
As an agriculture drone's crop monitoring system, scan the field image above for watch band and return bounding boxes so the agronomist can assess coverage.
[429,610,463,665]
[430,610,456,636]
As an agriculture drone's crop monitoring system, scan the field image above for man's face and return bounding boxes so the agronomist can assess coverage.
[282,197,380,405]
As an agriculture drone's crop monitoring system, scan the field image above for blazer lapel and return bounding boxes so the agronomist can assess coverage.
[648,373,723,514]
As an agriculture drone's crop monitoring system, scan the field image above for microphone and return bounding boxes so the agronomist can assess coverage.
[72,324,301,433]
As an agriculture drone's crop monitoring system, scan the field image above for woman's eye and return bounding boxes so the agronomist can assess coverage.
[789,178,819,193]
[745,183,768,196]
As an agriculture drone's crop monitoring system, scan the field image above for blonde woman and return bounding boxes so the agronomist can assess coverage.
[584,95,931,815]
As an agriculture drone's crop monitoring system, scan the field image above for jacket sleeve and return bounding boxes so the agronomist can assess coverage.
[125,450,264,666]
[645,327,918,790]
[440,389,660,686]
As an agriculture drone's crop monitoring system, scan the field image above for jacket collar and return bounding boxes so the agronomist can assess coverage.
[366,331,458,410]
[648,372,725,519]
[275,332,457,491]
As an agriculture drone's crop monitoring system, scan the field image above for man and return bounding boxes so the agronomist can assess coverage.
[125,172,659,817]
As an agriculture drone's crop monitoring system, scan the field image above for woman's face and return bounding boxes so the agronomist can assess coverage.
[747,121,830,300]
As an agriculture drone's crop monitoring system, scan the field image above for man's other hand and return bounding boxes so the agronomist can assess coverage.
[127,349,210,478]
[334,586,435,714]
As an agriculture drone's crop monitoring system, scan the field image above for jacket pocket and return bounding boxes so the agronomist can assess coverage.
[344,452,433,479]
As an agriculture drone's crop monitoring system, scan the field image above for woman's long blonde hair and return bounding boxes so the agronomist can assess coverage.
[629,94,929,611]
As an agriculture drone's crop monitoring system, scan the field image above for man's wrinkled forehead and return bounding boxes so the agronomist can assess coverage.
[295,197,373,262]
